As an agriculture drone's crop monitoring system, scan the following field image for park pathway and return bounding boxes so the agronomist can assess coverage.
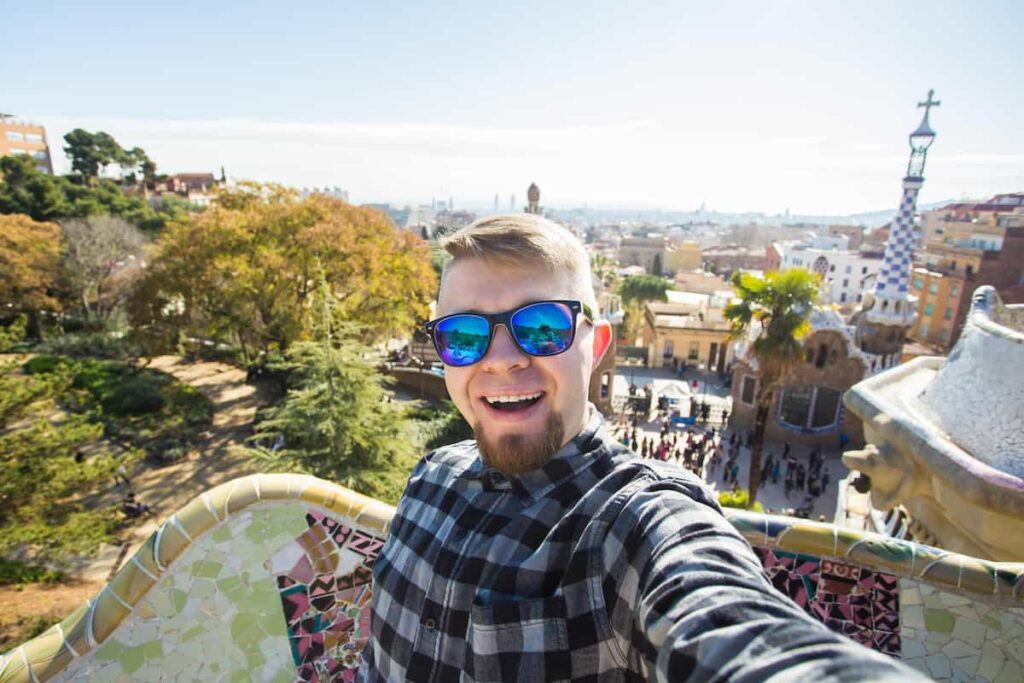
[78,355,266,581]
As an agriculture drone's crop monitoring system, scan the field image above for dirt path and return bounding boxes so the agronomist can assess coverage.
[104,356,266,563]
[0,579,105,650]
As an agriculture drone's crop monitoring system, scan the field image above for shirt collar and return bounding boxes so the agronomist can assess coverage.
[459,405,610,502]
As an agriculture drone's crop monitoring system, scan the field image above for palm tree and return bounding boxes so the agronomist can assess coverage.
[724,269,819,506]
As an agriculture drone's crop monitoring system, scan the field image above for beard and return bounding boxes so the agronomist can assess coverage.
[476,410,565,475]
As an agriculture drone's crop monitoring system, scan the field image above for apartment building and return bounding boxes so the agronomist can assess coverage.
[910,211,1024,349]
[0,115,53,174]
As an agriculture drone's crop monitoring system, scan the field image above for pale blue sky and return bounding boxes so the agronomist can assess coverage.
[4,1,1022,214]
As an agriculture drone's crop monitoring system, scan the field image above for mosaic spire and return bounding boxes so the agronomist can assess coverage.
[864,90,940,326]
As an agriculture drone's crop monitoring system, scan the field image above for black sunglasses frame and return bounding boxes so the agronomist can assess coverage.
[424,299,595,367]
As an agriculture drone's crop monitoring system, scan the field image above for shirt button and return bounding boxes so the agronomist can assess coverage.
[423,618,436,631]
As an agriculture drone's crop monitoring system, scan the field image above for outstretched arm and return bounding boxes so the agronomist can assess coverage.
[602,479,926,682]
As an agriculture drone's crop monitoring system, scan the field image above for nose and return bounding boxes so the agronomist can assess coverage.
[479,324,530,373]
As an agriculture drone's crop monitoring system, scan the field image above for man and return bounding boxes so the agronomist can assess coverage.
[360,215,921,681]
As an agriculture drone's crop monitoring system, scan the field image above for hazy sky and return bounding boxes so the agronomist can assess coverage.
[4,1,1022,214]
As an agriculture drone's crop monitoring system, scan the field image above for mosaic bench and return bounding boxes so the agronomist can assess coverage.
[1,474,1021,682]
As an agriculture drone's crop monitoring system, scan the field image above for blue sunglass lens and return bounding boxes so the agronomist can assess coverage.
[435,315,490,366]
[511,302,575,356]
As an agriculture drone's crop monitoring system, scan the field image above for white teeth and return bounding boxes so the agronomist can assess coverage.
[485,392,542,405]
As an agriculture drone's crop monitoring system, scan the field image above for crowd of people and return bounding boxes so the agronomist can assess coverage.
[615,410,838,521]
[615,416,724,480]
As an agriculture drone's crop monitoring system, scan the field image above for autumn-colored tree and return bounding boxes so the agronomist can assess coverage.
[0,214,63,340]
[724,269,819,506]
[129,183,437,360]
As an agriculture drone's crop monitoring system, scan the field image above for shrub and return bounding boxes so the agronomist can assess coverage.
[718,489,764,511]
[0,315,28,352]
[0,559,65,586]
[22,355,70,375]
[102,377,165,415]
[38,331,137,359]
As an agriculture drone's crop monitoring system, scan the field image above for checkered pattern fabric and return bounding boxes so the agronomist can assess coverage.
[359,409,923,682]
[874,183,921,297]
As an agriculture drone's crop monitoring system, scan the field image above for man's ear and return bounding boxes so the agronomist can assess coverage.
[591,320,612,366]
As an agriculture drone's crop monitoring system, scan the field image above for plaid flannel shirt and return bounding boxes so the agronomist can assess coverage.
[359,408,922,682]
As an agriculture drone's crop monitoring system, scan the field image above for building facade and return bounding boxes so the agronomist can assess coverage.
[618,235,667,274]
[641,290,734,372]
[0,116,53,174]
[910,213,1024,349]
[773,237,884,307]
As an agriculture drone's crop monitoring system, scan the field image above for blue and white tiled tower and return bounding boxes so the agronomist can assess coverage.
[854,91,940,371]
[862,90,941,330]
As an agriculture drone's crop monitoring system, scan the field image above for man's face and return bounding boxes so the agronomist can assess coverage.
[438,258,610,474]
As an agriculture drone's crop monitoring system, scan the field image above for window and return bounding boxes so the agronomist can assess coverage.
[663,339,674,358]
[687,341,699,360]
[924,303,934,316]
[5,131,23,142]
[920,322,930,337]
[856,293,863,302]
[842,279,849,287]
[25,133,43,143]
[966,265,974,276]
[829,264,836,272]
[950,285,959,297]
[862,266,868,274]
[32,150,48,160]
[938,329,950,343]
[810,388,841,428]
[913,277,924,290]
[777,386,842,431]
[845,265,852,274]
[779,386,814,427]
[943,307,953,320]
[741,376,756,405]
[840,292,847,303]
[600,371,611,399]
[929,282,939,294]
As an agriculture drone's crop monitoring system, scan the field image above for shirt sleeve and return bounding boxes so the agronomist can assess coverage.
[601,477,928,682]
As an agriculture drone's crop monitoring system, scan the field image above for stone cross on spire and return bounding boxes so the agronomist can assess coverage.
[917,89,941,118]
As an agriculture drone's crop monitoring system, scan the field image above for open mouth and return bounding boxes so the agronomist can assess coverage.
[483,392,544,412]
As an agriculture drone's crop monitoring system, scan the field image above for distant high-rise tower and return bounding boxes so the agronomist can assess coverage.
[526,182,541,215]
[494,193,499,212]
[449,195,454,211]
[855,90,941,360]
[510,194,516,211]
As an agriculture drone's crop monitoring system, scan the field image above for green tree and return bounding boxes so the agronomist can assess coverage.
[0,214,63,340]
[724,269,819,505]
[652,252,664,276]
[0,365,130,557]
[247,339,416,503]
[0,156,70,221]
[0,156,169,231]
[63,129,128,184]
[617,274,673,343]
[617,274,672,305]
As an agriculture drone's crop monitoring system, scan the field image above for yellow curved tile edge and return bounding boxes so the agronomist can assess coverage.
[0,473,393,683]
[2,474,1023,683]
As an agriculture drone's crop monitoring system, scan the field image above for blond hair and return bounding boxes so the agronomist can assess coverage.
[440,214,597,308]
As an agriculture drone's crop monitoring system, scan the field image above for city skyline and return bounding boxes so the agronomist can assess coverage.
[4,1,1022,215]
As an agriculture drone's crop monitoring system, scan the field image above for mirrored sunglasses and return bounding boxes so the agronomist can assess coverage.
[425,299,593,367]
